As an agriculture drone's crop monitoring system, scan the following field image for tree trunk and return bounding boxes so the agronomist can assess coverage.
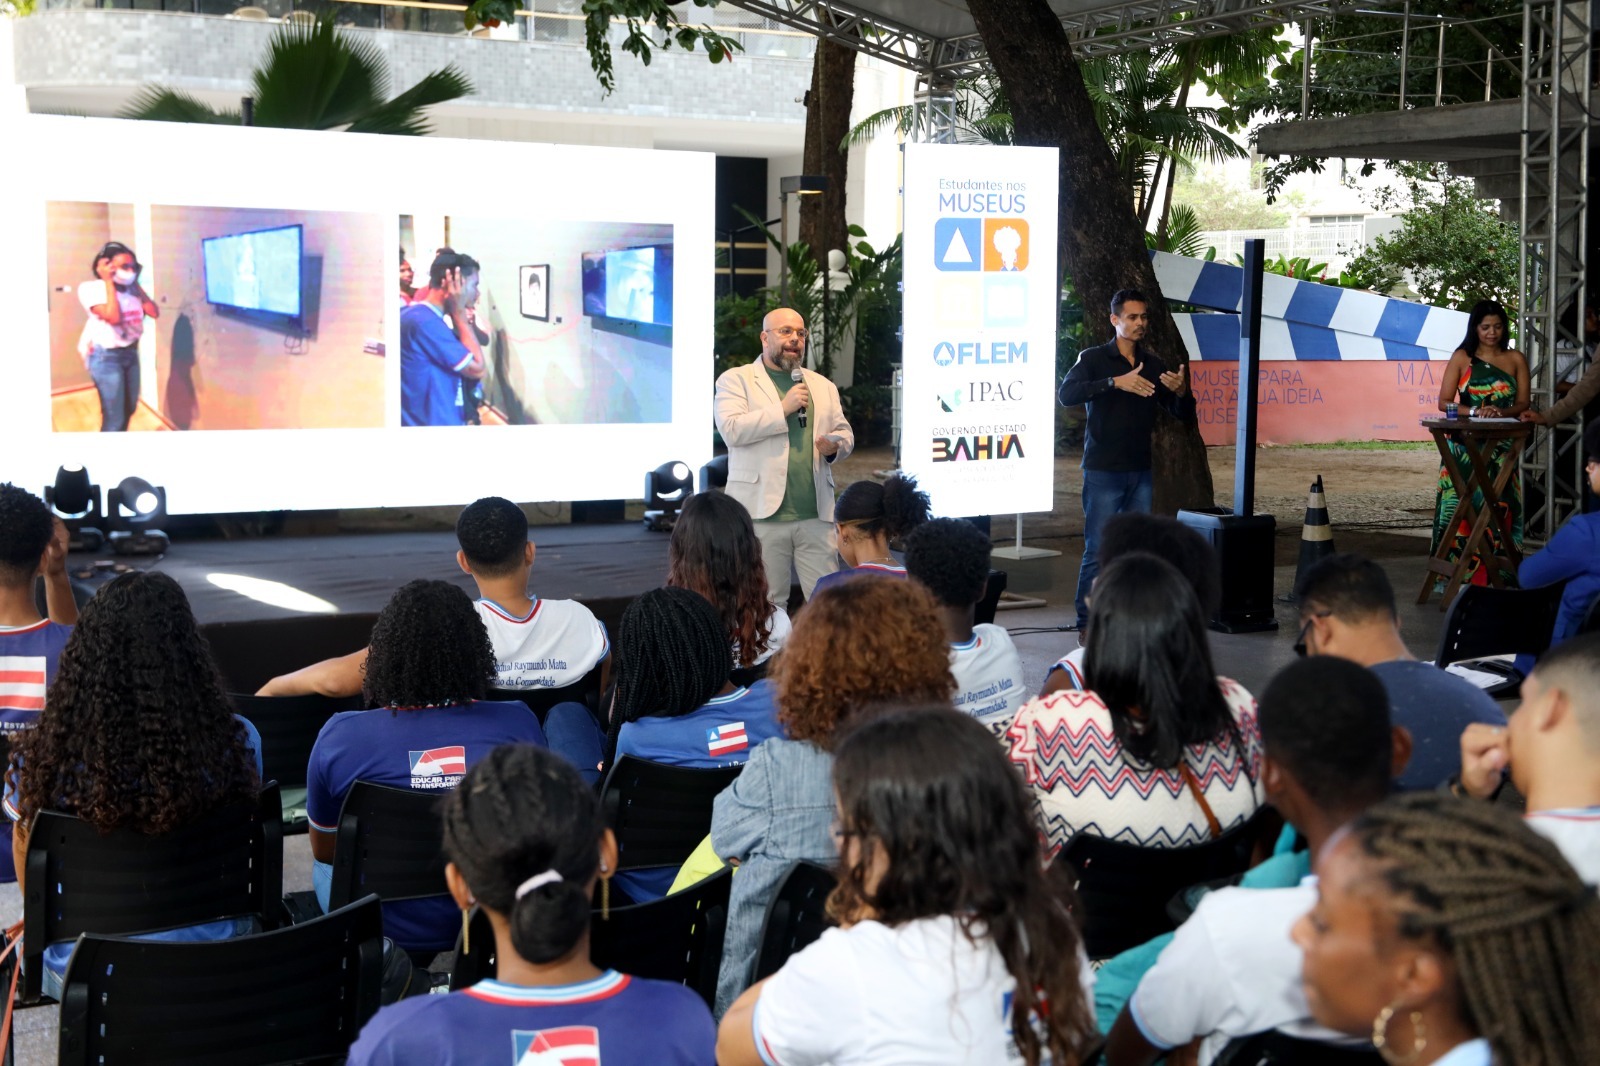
[799,37,857,264]
[964,0,1214,514]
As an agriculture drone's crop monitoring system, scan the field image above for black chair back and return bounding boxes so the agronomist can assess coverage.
[1434,582,1567,669]
[590,866,732,1008]
[1212,1031,1383,1066]
[598,756,743,873]
[752,861,836,983]
[57,895,384,1066]
[488,661,605,726]
[228,692,362,793]
[23,784,283,1004]
[328,780,447,911]
[728,661,770,688]
[1579,591,1600,636]
[1058,812,1264,960]
[448,906,498,990]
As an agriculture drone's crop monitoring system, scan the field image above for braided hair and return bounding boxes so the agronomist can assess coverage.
[1349,792,1600,1066]
[442,743,603,965]
[603,586,732,768]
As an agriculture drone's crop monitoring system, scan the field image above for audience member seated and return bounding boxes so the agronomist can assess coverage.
[1295,553,1504,792]
[604,586,782,902]
[811,472,929,595]
[667,491,789,671]
[1293,793,1600,1066]
[1455,632,1600,882]
[4,571,262,1000]
[305,579,547,955]
[1511,421,1600,677]
[1007,553,1262,855]
[1042,513,1218,695]
[1104,657,1404,1063]
[259,496,609,695]
[710,577,955,1015]
[346,743,715,1065]
[717,707,1099,1065]
[903,517,1027,735]
[0,484,77,882]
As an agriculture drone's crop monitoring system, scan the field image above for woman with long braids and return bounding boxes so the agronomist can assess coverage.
[346,744,715,1065]
[811,472,930,595]
[667,491,789,671]
[718,706,1098,1065]
[304,579,546,955]
[4,571,261,999]
[603,587,782,903]
[1293,792,1600,1066]
[710,576,956,1015]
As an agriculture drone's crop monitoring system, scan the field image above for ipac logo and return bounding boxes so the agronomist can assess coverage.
[933,340,1028,366]
[934,218,1030,272]
[940,381,1023,412]
[932,434,1025,463]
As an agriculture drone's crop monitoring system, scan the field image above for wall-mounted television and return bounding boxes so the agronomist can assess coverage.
[581,244,673,327]
[202,224,303,319]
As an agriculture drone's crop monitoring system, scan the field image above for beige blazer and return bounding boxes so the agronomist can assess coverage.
[713,357,855,521]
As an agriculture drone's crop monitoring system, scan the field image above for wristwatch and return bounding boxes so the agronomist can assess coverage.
[1107,376,1117,392]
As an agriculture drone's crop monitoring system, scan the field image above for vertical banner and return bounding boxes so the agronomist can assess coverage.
[901,143,1060,517]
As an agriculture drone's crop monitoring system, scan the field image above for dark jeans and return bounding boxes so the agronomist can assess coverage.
[87,344,140,432]
[1076,467,1154,626]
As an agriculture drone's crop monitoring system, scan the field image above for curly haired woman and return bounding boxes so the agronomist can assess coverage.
[667,492,789,673]
[4,571,261,999]
[305,579,546,955]
[709,576,955,1015]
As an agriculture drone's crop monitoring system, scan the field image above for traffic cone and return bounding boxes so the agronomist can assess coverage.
[1283,475,1336,602]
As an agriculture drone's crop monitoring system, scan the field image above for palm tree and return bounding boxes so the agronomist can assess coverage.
[122,17,471,134]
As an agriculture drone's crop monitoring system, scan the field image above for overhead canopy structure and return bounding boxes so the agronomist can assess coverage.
[718,0,1395,75]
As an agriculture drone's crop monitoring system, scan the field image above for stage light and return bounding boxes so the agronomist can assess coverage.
[44,465,105,553]
[643,460,694,533]
[107,476,170,556]
[699,454,729,493]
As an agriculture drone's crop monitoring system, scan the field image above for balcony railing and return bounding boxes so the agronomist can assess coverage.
[32,0,817,57]
[1201,223,1369,266]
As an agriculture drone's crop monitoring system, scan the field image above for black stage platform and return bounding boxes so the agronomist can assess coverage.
[70,524,670,693]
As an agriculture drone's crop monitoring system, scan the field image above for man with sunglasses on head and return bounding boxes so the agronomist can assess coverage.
[1293,552,1503,792]
[714,307,854,605]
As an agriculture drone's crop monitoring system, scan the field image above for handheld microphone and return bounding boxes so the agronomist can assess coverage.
[791,368,807,427]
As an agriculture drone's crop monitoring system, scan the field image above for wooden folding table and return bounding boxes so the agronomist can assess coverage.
[1418,417,1531,609]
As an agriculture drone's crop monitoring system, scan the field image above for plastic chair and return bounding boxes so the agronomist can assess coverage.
[487,661,604,726]
[57,895,384,1066]
[1056,811,1266,960]
[229,692,362,832]
[1212,1030,1383,1066]
[22,784,283,1004]
[751,861,836,982]
[283,8,315,24]
[327,781,447,911]
[1432,581,1568,696]
[598,757,743,876]
[590,866,732,1007]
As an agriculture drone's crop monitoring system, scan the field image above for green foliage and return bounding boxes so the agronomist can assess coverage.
[1,0,37,14]
[460,0,741,95]
[1171,165,1290,230]
[1245,253,1331,282]
[122,17,470,134]
[1342,162,1520,312]
[1145,204,1209,258]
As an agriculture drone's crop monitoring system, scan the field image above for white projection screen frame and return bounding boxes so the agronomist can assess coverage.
[0,115,714,514]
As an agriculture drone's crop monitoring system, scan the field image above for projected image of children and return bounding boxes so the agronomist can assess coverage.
[402,216,674,426]
[45,202,387,433]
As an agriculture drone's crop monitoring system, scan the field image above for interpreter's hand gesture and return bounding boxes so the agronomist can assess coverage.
[1113,363,1155,397]
[1160,365,1188,396]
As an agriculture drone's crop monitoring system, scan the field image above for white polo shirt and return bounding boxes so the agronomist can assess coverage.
[1526,806,1600,883]
[475,596,608,690]
[950,624,1028,735]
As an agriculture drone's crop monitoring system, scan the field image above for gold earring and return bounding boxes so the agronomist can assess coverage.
[1371,1005,1427,1065]
[601,876,610,921]
[461,907,471,956]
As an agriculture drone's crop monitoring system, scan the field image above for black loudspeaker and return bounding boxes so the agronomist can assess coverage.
[1175,509,1278,634]
[572,500,626,524]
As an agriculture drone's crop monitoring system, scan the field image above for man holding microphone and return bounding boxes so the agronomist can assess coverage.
[714,307,854,604]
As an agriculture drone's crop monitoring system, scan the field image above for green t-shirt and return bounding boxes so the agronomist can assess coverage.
[762,366,818,523]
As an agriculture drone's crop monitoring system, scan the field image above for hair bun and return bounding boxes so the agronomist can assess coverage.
[880,474,930,540]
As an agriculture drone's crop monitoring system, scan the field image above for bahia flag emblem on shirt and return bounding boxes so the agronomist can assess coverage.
[512,1025,601,1065]
[409,746,467,778]
[0,656,47,714]
[706,721,750,757]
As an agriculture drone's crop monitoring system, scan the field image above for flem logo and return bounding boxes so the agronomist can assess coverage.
[933,218,1030,272]
[932,434,1025,462]
[933,341,1028,366]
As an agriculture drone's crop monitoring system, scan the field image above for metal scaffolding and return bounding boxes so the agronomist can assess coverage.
[1519,0,1591,543]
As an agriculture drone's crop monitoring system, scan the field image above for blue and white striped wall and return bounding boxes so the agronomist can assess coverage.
[1151,251,1469,362]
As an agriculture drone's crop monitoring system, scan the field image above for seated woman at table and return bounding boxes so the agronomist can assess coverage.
[1432,299,1529,588]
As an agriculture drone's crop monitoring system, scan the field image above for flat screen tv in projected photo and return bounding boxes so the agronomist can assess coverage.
[581,244,674,326]
[203,223,303,319]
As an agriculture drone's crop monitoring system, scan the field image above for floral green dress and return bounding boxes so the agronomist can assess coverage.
[1430,357,1523,585]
